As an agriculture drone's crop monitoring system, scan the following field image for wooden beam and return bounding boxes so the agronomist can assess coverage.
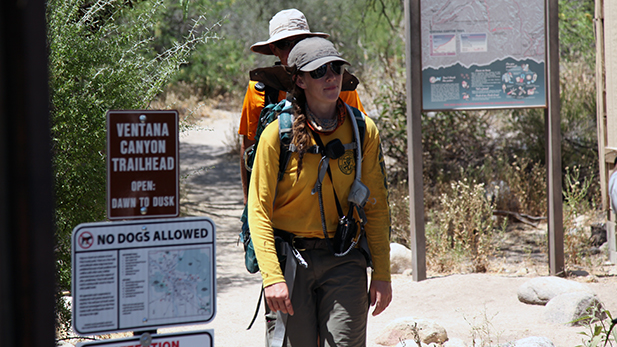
[546,0,564,276]
[404,0,427,281]
[596,0,608,211]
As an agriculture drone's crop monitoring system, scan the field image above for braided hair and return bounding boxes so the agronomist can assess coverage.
[290,71,312,177]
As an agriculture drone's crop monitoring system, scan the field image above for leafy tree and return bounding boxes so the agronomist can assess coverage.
[47,0,215,334]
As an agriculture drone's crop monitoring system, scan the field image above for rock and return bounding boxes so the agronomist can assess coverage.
[390,243,413,274]
[544,292,606,326]
[590,223,607,247]
[375,317,448,346]
[517,276,594,305]
[501,336,555,346]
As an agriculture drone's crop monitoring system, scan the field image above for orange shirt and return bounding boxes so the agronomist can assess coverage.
[238,80,366,141]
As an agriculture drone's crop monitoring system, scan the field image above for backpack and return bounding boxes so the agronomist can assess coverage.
[239,97,367,274]
[239,97,294,274]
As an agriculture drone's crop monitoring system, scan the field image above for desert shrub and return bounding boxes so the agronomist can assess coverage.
[47,0,214,335]
[430,178,496,273]
[388,181,410,246]
[563,166,596,266]
[479,155,548,217]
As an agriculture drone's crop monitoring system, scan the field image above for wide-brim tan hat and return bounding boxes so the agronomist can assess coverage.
[250,9,328,55]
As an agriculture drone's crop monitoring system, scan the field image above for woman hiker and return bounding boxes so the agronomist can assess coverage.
[248,37,392,347]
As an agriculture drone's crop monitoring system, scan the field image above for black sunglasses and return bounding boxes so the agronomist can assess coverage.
[274,38,301,50]
[309,61,344,79]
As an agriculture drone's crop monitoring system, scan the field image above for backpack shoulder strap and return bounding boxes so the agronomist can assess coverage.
[277,100,294,182]
[348,105,366,149]
[264,84,280,106]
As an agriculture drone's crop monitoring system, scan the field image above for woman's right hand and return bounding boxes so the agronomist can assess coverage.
[264,282,294,316]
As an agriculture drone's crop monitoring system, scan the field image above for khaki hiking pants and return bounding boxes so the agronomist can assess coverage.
[266,247,369,347]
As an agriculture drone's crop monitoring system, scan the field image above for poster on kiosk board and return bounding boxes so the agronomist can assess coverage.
[420,0,547,110]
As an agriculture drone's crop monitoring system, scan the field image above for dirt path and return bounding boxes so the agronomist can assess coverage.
[167,110,617,347]
[160,110,267,345]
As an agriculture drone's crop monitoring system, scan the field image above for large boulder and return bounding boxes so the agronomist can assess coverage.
[517,276,594,305]
[544,292,606,326]
[375,317,448,346]
[390,243,413,274]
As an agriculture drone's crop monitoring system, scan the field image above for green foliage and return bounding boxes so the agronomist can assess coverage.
[161,0,406,96]
[174,37,252,96]
[47,0,214,335]
[559,0,595,65]
[576,308,617,347]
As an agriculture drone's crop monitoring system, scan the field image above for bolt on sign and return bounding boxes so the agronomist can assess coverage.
[107,110,179,220]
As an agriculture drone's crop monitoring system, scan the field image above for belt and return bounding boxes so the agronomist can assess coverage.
[273,229,330,251]
[292,237,329,251]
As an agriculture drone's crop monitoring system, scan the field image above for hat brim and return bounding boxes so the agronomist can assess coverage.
[298,56,349,72]
[250,31,329,55]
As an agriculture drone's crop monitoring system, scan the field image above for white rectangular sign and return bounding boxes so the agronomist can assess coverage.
[72,217,216,335]
[76,330,213,347]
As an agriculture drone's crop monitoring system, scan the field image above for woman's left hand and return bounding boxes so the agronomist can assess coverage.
[369,280,392,316]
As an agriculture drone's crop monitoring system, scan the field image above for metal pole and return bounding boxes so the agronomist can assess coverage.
[404,0,427,281]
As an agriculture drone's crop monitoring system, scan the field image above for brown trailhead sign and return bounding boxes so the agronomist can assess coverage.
[106,110,179,220]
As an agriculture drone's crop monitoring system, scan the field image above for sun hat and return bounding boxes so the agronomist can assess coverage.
[250,9,329,55]
[287,37,349,72]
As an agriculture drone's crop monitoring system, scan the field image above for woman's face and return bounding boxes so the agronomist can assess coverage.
[295,62,343,106]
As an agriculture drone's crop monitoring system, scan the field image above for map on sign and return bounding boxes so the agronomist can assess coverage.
[149,248,212,319]
[421,0,546,110]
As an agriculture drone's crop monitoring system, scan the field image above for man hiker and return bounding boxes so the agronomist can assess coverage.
[238,8,366,203]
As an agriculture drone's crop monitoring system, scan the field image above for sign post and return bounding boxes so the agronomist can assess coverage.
[71,217,216,335]
[107,110,179,220]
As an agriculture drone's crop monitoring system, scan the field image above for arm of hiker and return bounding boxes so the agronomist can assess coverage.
[239,81,266,203]
[361,116,392,282]
[369,280,392,316]
[264,282,294,316]
[240,136,256,204]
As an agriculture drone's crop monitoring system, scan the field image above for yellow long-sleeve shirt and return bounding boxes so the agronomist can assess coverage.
[247,106,391,287]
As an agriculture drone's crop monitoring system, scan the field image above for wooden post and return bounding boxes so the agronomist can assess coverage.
[546,0,564,276]
[596,0,608,211]
[404,0,427,281]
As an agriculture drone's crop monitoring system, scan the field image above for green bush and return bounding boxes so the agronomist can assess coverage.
[47,0,214,335]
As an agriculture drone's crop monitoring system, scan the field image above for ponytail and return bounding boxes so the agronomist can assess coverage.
[290,74,311,177]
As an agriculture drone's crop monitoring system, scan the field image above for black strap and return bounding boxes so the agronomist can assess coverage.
[264,84,280,106]
[312,132,345,219]
[246,286,263,330]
